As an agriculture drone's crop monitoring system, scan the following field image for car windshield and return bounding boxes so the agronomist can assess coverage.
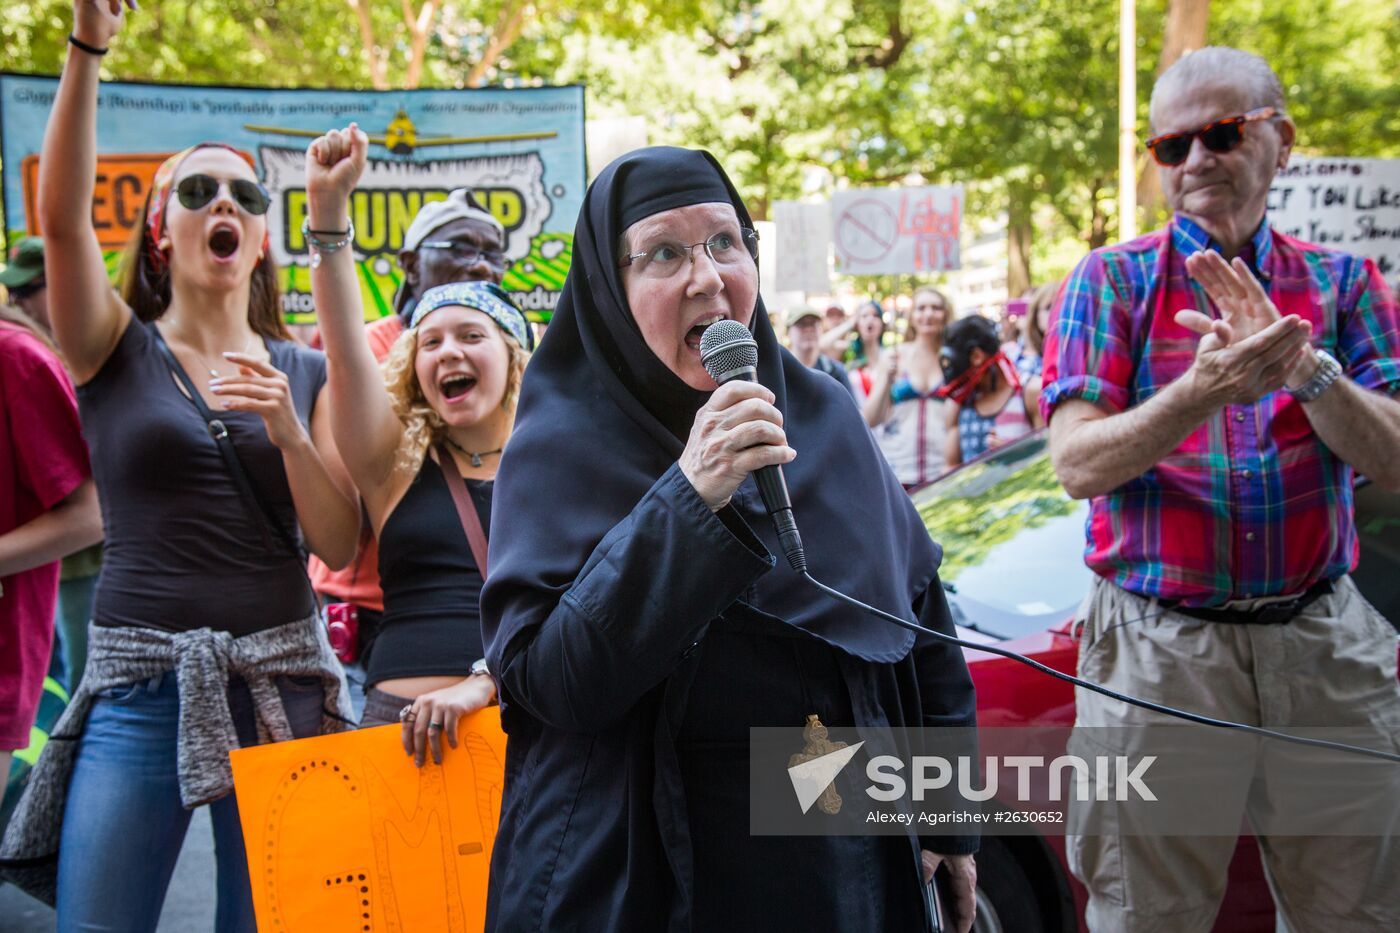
[911,434,1091,640]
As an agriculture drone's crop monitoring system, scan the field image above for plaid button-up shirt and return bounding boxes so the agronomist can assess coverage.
[1042,214,1400,607]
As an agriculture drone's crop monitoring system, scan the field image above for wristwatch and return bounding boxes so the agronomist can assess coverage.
[470,657,491,678]
[1285,350,1342,403]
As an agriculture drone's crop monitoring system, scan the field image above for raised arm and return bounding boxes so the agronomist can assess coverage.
[861,347,899,428]
[40,1,138,384]
[303,125,406,507]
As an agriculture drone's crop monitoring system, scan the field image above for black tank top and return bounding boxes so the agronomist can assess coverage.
[77,315,326,635]
[369,455,490,685]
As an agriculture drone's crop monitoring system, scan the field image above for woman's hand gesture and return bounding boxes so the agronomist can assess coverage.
[210,353,309,451]
[305,124,368,227]
[73,0,135,50]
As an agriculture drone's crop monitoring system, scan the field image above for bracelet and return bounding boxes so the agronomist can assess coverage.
[301,218,355,267]
[68,34,109,56]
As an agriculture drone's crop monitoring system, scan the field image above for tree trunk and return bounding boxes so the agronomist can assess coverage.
[348,0,389,90]
[402,0,441,90]
[466,0,531,88]
[1088,179,1111,249]
[1138,0,1210,222]
[1006,192,1032,297]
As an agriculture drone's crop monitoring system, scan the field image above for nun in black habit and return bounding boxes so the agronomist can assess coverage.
[481,147,979,933]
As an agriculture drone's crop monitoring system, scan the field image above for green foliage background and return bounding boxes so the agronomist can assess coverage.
[3,0,1398,290]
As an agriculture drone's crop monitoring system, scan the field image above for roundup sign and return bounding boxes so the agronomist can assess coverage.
[0,76,586,324]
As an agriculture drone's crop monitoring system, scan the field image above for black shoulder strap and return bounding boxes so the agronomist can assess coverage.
[153,328,302,560]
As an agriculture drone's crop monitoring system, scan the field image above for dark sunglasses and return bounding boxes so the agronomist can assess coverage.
[1145,107,1278,167]
[175,174,272,215]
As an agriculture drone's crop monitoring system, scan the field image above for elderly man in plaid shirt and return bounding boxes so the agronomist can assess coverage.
[1043,47,1400,932]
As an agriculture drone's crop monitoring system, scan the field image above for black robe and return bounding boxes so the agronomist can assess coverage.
[481,147,978,932]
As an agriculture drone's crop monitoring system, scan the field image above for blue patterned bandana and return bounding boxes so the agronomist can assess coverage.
[409,281,533,350]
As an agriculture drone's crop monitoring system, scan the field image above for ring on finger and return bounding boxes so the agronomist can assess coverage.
[428,721,444,731]
[398,704,415,722]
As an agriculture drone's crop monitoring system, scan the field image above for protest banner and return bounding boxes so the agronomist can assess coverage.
[1,75,586,323]
[1267,157,1400,284]
[229,714,506,933]
[830,185,963,276]
[773,200,831,294]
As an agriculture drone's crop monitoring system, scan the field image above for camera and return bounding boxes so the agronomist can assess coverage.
[325,602,359,664]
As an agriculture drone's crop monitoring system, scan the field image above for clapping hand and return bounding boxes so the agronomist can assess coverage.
[1175,252,1316,407]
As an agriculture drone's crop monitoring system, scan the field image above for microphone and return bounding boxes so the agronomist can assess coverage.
[699,320,807,572]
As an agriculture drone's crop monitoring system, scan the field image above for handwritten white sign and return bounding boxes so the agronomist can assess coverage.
[773,201,831,294]
[1267,157,1400,284]
[831,185,963,276]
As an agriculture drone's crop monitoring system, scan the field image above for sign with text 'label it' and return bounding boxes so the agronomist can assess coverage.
[831,185,963,276]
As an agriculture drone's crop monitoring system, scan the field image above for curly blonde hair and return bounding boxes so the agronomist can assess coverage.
[382,323,530,474]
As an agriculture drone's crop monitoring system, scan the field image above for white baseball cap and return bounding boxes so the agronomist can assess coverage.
[402,188,505,253]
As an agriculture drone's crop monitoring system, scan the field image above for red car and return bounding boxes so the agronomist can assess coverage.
[911,432,1400,933]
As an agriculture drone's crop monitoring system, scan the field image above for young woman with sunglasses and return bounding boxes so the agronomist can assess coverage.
[304,126,532,766]
[0,4,358,928]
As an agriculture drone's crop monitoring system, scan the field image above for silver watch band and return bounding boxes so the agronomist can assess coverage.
[1286,350,1342,403]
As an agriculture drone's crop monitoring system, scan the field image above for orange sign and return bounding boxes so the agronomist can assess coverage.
[229,714,506,933]
[21,150,253,250]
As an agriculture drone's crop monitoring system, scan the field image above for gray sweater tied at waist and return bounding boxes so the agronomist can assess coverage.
[0,614,351,904]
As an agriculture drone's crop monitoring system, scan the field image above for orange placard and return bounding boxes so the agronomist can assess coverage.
[229,712,506,933]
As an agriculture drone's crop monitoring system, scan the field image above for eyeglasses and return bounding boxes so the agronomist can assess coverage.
[418,240,508,268]
[175,174,271,215]
[618,227,759,278]
[1145,107,1279,167]
[8,279,44,300]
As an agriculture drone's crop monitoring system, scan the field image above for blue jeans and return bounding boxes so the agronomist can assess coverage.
[56,670,325,932]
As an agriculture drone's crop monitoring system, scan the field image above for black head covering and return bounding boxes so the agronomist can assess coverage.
[483,146,939,664]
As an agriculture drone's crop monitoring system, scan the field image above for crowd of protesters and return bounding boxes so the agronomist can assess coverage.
[1,4,1398,933]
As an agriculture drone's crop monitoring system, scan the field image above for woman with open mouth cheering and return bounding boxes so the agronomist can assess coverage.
[302,125,532,765]
[0,3,360,929]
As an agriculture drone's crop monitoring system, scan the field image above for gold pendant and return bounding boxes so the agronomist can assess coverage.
[788,714,849,815]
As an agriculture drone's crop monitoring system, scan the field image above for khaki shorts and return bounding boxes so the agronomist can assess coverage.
[1068,575,1400,933]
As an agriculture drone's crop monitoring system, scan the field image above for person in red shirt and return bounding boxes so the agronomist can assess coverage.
[0,314,101,797]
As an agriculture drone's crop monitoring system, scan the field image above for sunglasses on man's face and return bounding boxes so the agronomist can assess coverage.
[1145,106,1278,167]
[175,174,272,215]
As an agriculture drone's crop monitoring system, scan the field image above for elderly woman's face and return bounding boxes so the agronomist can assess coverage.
[620,202,757,390]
